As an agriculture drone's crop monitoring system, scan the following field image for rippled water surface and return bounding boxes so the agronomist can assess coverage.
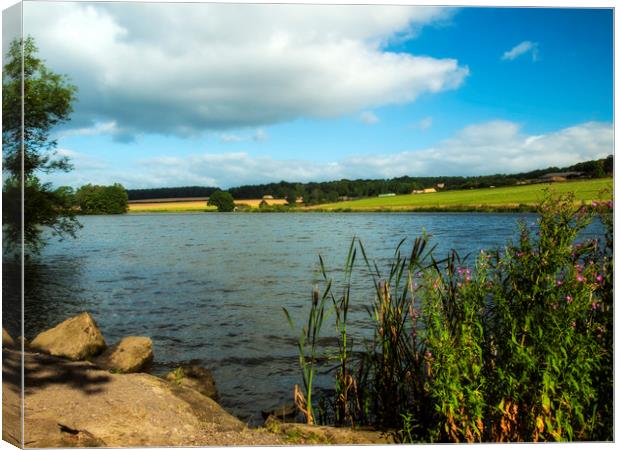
[10,212,555,422]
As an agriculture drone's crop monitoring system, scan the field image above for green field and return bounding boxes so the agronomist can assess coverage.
[309,178,613,212]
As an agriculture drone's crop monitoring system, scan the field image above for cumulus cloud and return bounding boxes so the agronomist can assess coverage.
[501,41,539,61]
[47,121,612,189]
[360,111,380,125]
[23,2,466,138]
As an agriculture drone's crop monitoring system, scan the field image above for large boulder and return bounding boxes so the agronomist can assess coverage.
[2,328,14,347]
[95,336,153,373]
[29,312,106,360]
[3,349,282,447]
[165,365,218,400]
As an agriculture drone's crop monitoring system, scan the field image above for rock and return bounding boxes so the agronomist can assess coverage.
[2,328,14,347]
[29,312,106,361]
[261,402,298,421]
[2,349,281,447]
[165,365,218,400]
[95,336,153,373]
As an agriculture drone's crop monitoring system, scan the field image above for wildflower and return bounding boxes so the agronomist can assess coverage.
[576,274,584,282]
[596,274,603,282]
[570,322,576,329]
[592,201,599,208]
[606,200,613,209]
[566,295,573,303]
[591,302,599,311]
[556,279,563,286]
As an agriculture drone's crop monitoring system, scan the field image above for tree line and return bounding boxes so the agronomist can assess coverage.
[126,156,613,204]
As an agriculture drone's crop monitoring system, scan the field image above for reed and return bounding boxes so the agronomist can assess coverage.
[284,191,613,442]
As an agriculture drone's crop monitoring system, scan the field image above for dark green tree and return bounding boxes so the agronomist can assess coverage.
[2,36,79,254]
[285,189,297,205]
[75,183,128,214]
[207,190,235,212]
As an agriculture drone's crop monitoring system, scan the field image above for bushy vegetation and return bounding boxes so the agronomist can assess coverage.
[3,37,80,254]
[207,190,235,212]
[285,191,613,442]
[75,183,128,215]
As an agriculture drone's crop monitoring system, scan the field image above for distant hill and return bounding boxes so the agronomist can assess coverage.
[126,155,612,202]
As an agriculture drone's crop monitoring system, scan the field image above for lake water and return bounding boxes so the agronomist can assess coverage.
[6,212,579,423]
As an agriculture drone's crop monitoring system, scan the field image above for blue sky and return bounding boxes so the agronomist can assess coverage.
[16,3,613,189]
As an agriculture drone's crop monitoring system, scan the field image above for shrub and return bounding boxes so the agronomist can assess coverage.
[286,191,612,442]
[207,190,235,212]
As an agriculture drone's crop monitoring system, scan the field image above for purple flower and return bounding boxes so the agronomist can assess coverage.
[556,279,563,286]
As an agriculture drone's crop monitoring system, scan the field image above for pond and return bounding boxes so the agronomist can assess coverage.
[6,212,579,423]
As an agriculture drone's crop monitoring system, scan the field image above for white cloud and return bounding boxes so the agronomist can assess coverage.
[360,111,380,125]
[55,149,109,171]
[54,120,133,141]
[46,121,612,189]
[501,41,539,61]
[24,2,467,138]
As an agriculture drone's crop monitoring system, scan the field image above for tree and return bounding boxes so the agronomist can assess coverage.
[207,190,235,212]
[2,36,79,254]
[75,183,128,214]
[285,189,297,205]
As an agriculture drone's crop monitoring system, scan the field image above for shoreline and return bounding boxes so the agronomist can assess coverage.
[2,318,391,447]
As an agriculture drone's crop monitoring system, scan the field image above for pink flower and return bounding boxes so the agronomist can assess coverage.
[556,279,563,286]
[592,201,599,208]
[566,295,573,303]
[596,274,603,282]
[591,302,599,310]
[576,274,584,282]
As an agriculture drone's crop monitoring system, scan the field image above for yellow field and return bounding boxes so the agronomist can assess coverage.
[234,199,287,208]
[128,198,287,213]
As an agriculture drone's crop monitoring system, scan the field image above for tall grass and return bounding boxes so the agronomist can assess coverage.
[285,191,613,442]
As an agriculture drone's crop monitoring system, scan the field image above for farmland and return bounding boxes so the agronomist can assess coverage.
[128,198,287,213]
[308,178,613,211]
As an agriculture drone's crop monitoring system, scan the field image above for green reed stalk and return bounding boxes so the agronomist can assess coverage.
[283,284,332,424]
[319,238,357,426]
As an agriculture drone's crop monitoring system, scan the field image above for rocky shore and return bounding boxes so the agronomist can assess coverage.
[2,313,391,447]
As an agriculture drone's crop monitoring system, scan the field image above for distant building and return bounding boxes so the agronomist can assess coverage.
[436,182,445,189]
[262,195,274,199]
[378,193,396,197]
[411,189,424,194]
[411,188,437,194]
[423,188,437,194]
